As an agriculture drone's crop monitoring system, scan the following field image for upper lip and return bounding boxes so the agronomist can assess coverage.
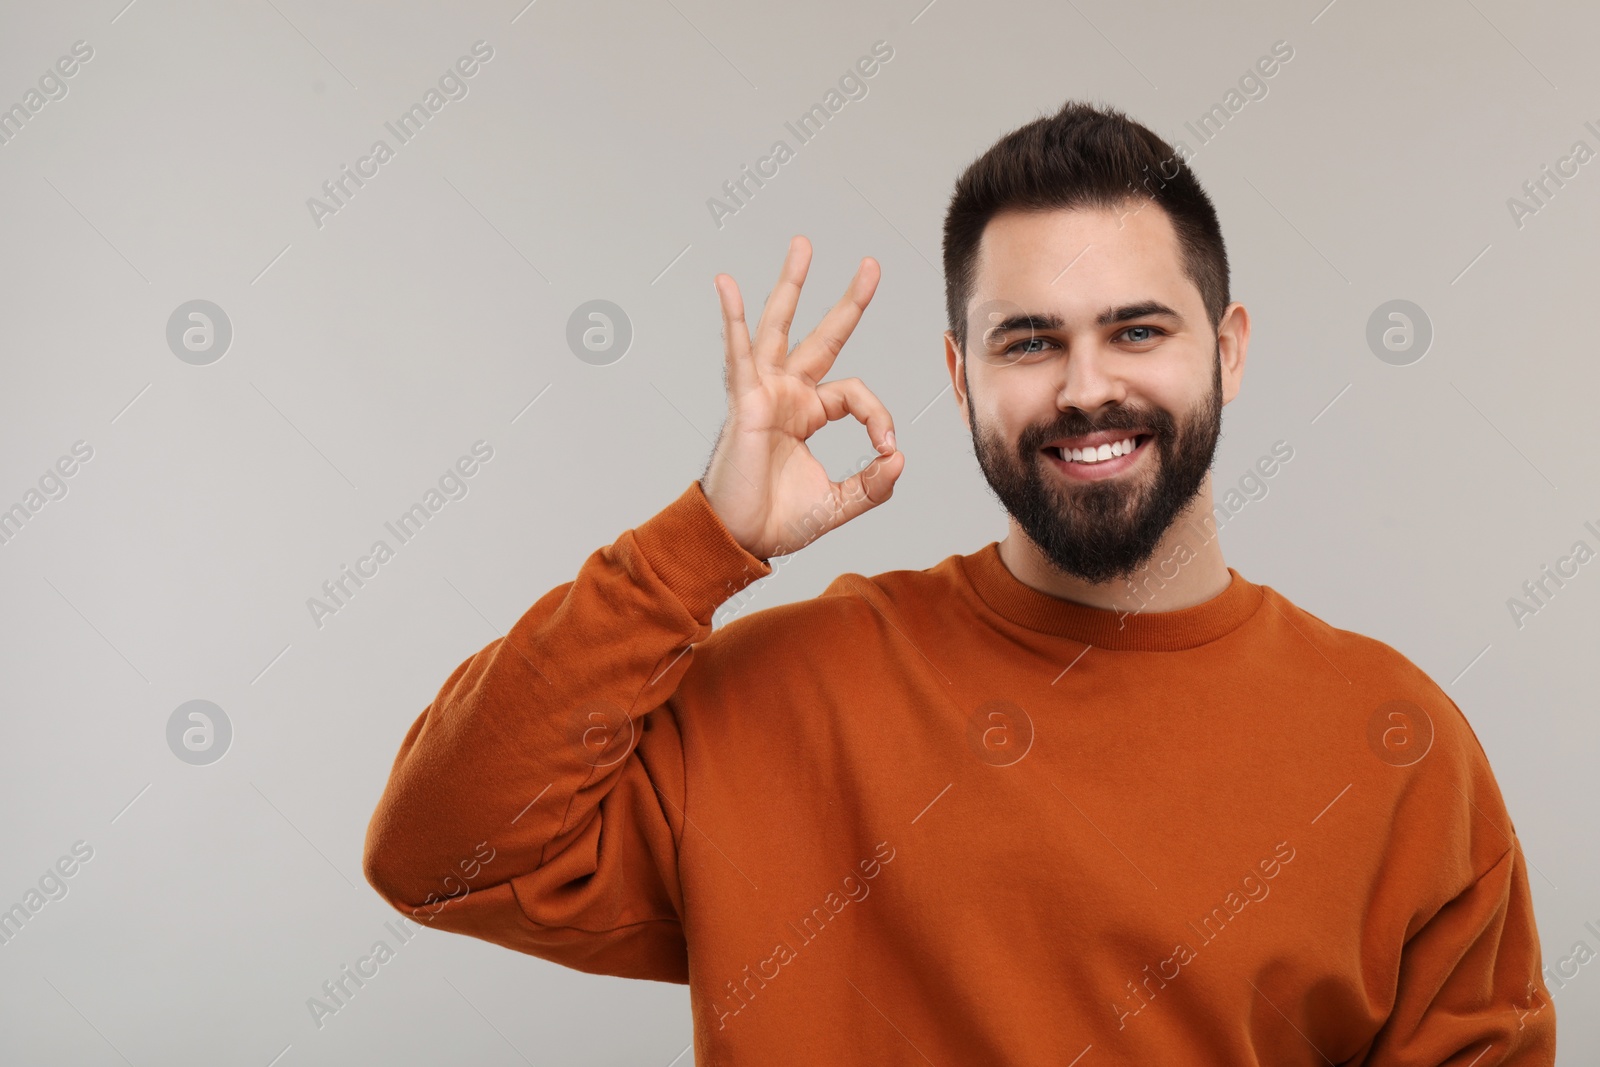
[1043,430,1148,452]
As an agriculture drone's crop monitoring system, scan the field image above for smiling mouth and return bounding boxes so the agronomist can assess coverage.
[1045,433,1152,466]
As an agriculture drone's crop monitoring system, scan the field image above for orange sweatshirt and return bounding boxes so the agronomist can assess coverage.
[362,480,1557,1065]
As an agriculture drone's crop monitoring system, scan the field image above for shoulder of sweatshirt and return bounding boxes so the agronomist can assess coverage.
[1252,580,1518,881]
[662,553,969,787]
[1254,582,1492,751]
[1253,582,1493,748]
[677,550,964,692]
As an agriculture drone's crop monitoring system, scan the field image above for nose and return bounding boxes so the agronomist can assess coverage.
[1052,338,1126,415]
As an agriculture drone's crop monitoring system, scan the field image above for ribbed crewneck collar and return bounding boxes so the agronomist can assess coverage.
[958,542,1265,652]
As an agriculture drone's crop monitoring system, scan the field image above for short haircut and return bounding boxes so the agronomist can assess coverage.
[942,100,1231,355]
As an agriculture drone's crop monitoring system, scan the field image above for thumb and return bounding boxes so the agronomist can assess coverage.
[831,445,904,527]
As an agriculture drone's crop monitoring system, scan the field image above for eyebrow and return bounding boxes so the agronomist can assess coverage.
[983,301,1184,337]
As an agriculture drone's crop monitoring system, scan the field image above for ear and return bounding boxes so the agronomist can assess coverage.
[1216,302,1250,405]
[944,330,971,431]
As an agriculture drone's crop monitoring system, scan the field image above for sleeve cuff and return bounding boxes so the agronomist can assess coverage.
[629,480,774,624]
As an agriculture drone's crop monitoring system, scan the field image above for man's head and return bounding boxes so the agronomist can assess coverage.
[941,100,1248,584]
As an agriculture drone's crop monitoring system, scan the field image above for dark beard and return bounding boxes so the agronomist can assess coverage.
[968,354,1223,585]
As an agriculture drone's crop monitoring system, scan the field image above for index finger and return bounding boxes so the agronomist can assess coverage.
[786,256,880,385]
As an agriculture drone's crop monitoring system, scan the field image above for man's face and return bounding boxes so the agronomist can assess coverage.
[947,201,1240,585]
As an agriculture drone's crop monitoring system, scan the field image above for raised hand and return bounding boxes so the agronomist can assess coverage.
[700,235,904,561]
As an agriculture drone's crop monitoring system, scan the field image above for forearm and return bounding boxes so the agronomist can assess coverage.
[361,481,771,913]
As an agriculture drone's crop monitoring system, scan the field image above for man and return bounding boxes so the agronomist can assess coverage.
[363,101,1556,1063]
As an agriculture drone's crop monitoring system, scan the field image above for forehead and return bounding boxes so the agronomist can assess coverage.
[970,202,1194,315]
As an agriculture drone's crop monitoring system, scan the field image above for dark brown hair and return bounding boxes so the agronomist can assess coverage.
[942,100,1230,355]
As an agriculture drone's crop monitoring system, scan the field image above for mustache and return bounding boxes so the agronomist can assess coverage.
[1021,407,1175,450]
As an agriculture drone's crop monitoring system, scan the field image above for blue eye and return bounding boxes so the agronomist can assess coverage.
[1004,337,1053,356]
[1000,325,1165,357]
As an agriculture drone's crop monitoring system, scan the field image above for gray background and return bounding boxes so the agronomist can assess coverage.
[1,0,1595,1063]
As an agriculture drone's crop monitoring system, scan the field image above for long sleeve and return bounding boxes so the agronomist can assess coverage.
[361,480,771,982]
[1352,838,1556,1065]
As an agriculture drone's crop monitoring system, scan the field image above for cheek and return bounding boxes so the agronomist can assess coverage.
[975,403,1032,453]
[1138,364,1208,420]
[1134,350,1193,389]
[973,369,1050,429]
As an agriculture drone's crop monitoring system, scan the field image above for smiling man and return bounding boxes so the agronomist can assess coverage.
[363,101,1556,1064]
[955,204,1234,601]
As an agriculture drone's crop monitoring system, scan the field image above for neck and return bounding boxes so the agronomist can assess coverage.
[997,473,1232,613]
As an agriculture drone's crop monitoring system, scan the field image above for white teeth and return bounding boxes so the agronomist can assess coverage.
[1059,437,1137,464]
